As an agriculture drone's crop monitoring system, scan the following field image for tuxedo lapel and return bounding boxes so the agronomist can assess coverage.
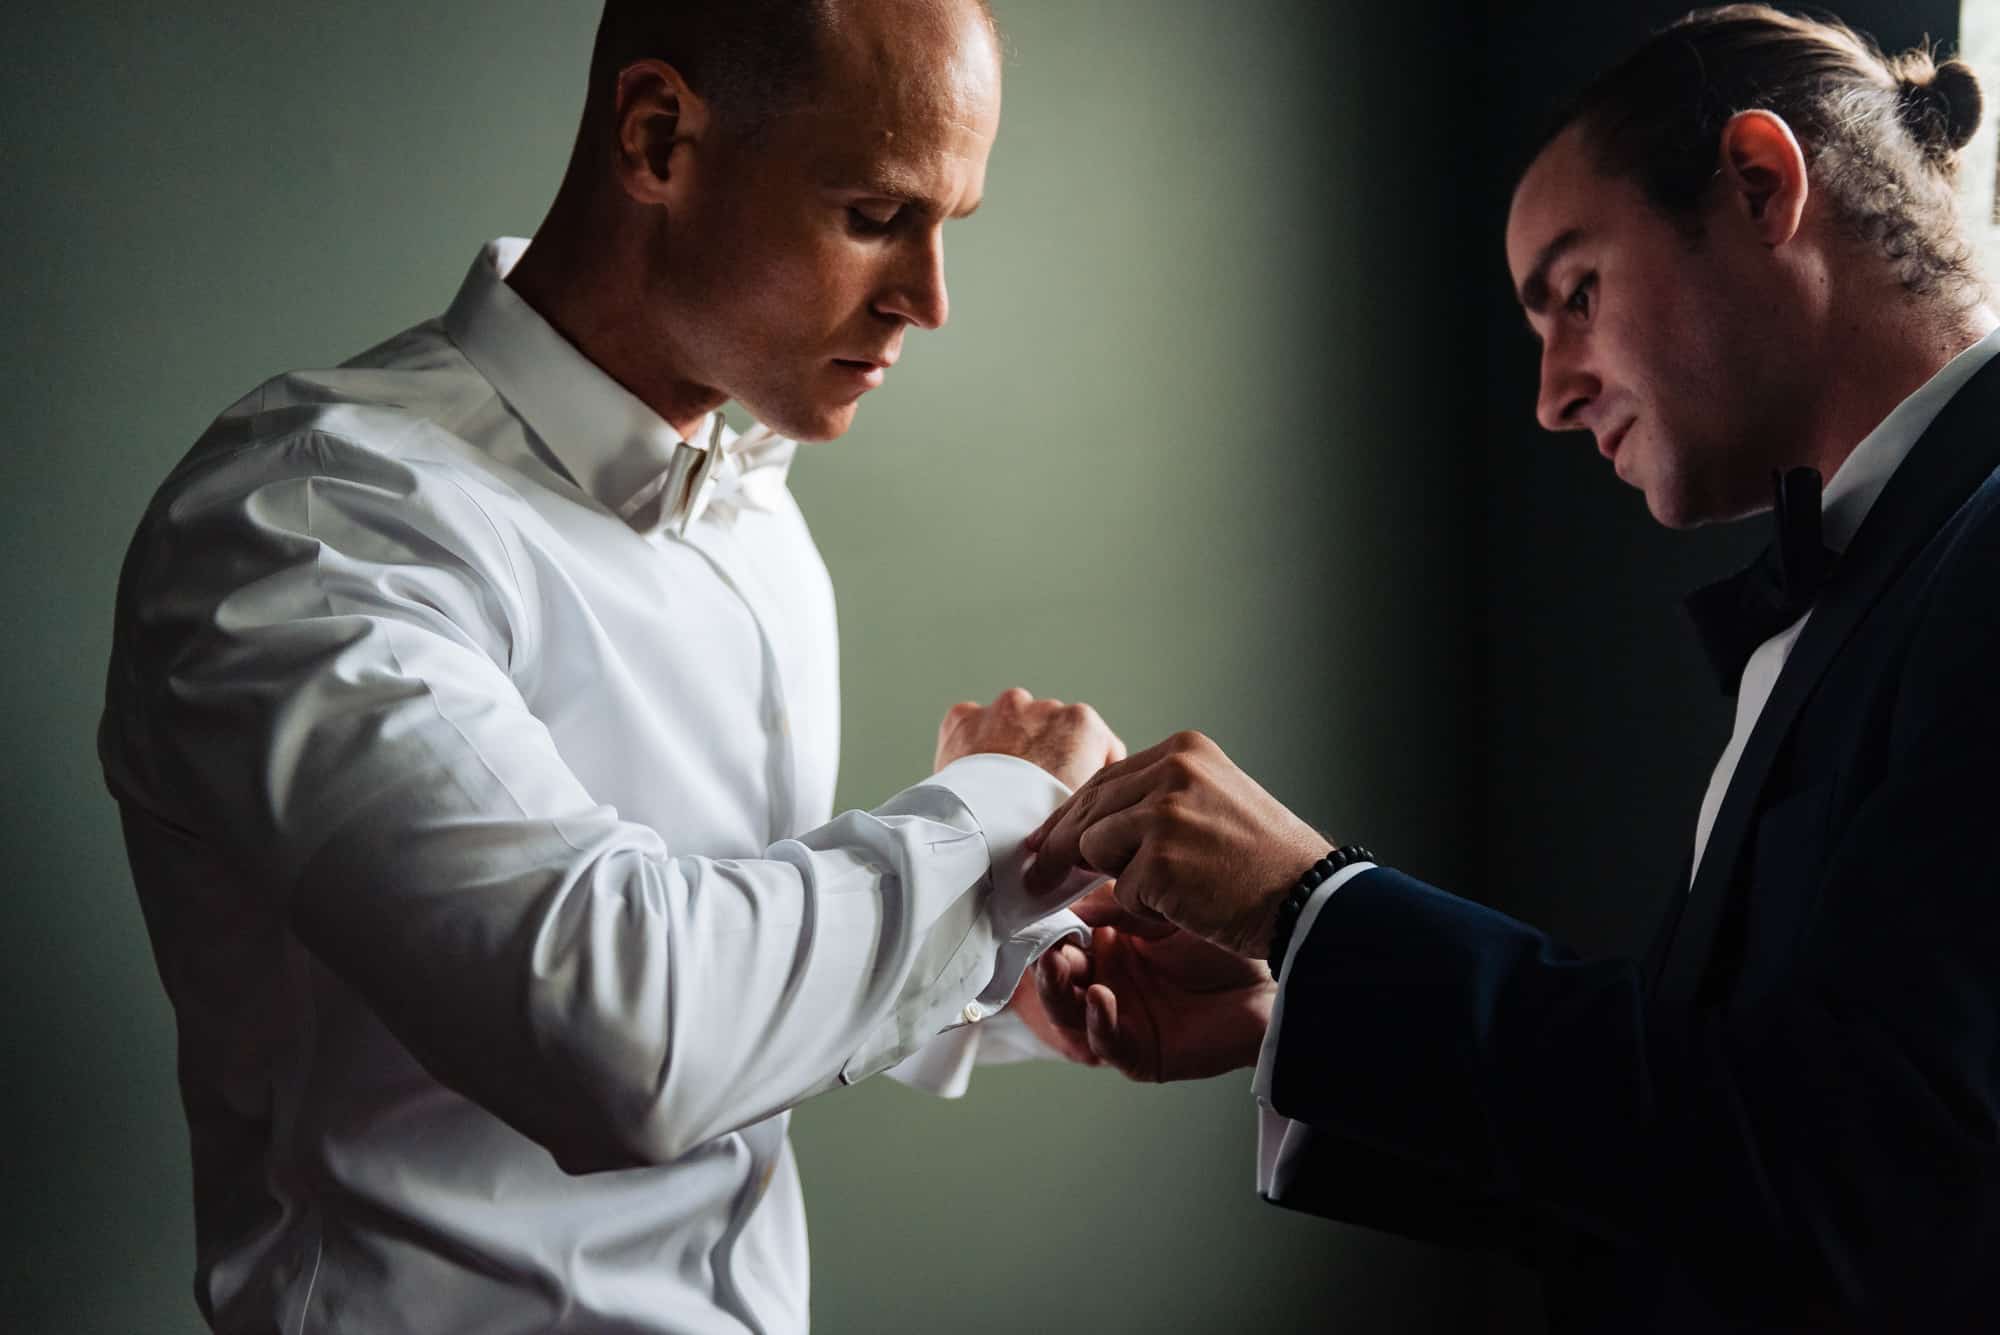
[1639,854,1692,988]
[1653,354,2000,1003]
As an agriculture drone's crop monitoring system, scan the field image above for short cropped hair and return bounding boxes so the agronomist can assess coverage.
[1547,4,1986,302]
[592,0,997,140]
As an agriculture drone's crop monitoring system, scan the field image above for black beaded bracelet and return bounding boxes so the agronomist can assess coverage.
[1267,845,1375,968]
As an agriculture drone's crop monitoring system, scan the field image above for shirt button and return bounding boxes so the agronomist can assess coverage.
[960,1001,987,1024]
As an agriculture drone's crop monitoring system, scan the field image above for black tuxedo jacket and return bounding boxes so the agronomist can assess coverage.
[1264,352,2000,1332]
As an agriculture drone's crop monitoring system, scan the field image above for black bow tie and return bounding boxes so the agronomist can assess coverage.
[1683,468,1838,695]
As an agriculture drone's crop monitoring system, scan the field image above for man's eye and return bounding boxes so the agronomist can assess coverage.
[847,206,900,236]
[1565,274,1597,318]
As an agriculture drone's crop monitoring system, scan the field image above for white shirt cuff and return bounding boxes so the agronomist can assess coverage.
[1251,861,1374,1197]
[924,753,1105,935]
[882,754,1101,1098]
[884,909,1089,1097]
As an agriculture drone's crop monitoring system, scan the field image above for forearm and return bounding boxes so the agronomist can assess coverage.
[289,734,1083,1170]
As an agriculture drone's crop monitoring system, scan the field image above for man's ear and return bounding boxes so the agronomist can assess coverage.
[612,59,710,209]
[1716,109,1809,246]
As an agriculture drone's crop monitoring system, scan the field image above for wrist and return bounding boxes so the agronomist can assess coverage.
[1243,878,1305,962]
[1264,844,1375,967]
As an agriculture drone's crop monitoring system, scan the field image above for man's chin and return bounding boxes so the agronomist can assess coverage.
[749,399,857,444]
[1643,481,1745,532]
[1636,467,1700,530]
[1643,491,1692,529]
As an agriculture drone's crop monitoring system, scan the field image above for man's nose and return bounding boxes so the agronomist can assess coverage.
[1535,340,1596,433]
[878,232,949,331]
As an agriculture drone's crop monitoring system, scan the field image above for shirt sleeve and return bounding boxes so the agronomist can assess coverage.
[1251,861,1375,1198]
[881,904,1094,1097]
[104,429,1097,1173]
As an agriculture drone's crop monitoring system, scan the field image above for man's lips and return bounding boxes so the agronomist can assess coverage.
[1598,419,1633,460]
[831,355,895,390]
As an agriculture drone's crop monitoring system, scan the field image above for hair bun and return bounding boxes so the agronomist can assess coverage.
[1898,57,1983,155]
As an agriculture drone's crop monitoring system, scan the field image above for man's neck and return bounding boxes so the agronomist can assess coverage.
[1803,297,1998,483]
[504,212,724,442]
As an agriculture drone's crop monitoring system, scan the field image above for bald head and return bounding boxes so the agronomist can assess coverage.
[510,0,1003,444]
[592,0,998,141]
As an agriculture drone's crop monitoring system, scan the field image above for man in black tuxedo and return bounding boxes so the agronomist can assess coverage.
[1023,7,2000,1330]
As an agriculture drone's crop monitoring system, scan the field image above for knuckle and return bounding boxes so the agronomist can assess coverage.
[1172,729,1218,759]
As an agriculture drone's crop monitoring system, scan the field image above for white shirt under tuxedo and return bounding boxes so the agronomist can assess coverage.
[99,238,1090,1334]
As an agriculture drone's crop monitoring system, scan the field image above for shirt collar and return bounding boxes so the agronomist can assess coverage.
[441,237,778,526]
[1819,322,2000,551]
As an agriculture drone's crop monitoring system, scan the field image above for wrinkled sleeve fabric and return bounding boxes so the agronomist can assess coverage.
[106,426,1087,1173]
[1257,487,2000,1321]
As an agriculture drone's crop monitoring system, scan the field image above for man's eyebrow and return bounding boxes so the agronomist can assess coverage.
[1517,228,1584,314]
[844,166,982,220]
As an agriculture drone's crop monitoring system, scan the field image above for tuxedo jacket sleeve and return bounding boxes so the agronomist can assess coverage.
[1261,468,2000,1322]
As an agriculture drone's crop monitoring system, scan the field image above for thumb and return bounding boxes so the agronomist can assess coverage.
[1069,881,1171,936]
[1085,982,1152,1082]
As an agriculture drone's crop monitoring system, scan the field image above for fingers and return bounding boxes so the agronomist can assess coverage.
[1023,757,1173,895]
[1082,926,1161,1081]
[943,692,1140,786]
[1034,945,1091,1036]
[1078,809,1150,886]
[1065,880,1125,928]
[1037,940,1091,995]
[1084,983,1141,1075]
[1063,879,1167,936]
[1027,730,1211,851]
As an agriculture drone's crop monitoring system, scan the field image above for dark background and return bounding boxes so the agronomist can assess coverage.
[0,1,1962,1331]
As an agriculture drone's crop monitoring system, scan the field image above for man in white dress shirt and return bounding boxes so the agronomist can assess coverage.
[100,2,1119,1331]
[1024,6,2000,1331]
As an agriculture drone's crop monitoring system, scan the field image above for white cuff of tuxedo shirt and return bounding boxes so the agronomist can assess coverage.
[1253,862,1377,1199]
[883,754,1102,1098]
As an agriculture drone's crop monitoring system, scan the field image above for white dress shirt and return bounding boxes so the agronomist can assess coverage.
[100,238,1090,1334]
[1250,323,2000,1200]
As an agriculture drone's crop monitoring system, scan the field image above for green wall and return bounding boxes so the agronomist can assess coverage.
[2,2,1491,1330]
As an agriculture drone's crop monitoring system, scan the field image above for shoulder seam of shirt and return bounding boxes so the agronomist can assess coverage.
[292,426,541,678]
[432,468,537,674]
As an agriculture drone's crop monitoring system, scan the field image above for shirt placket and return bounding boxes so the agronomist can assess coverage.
[661,522,804,1321]
[668,524,802,851]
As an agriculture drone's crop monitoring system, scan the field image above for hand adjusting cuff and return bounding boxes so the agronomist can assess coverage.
[1267,845,1374,968]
